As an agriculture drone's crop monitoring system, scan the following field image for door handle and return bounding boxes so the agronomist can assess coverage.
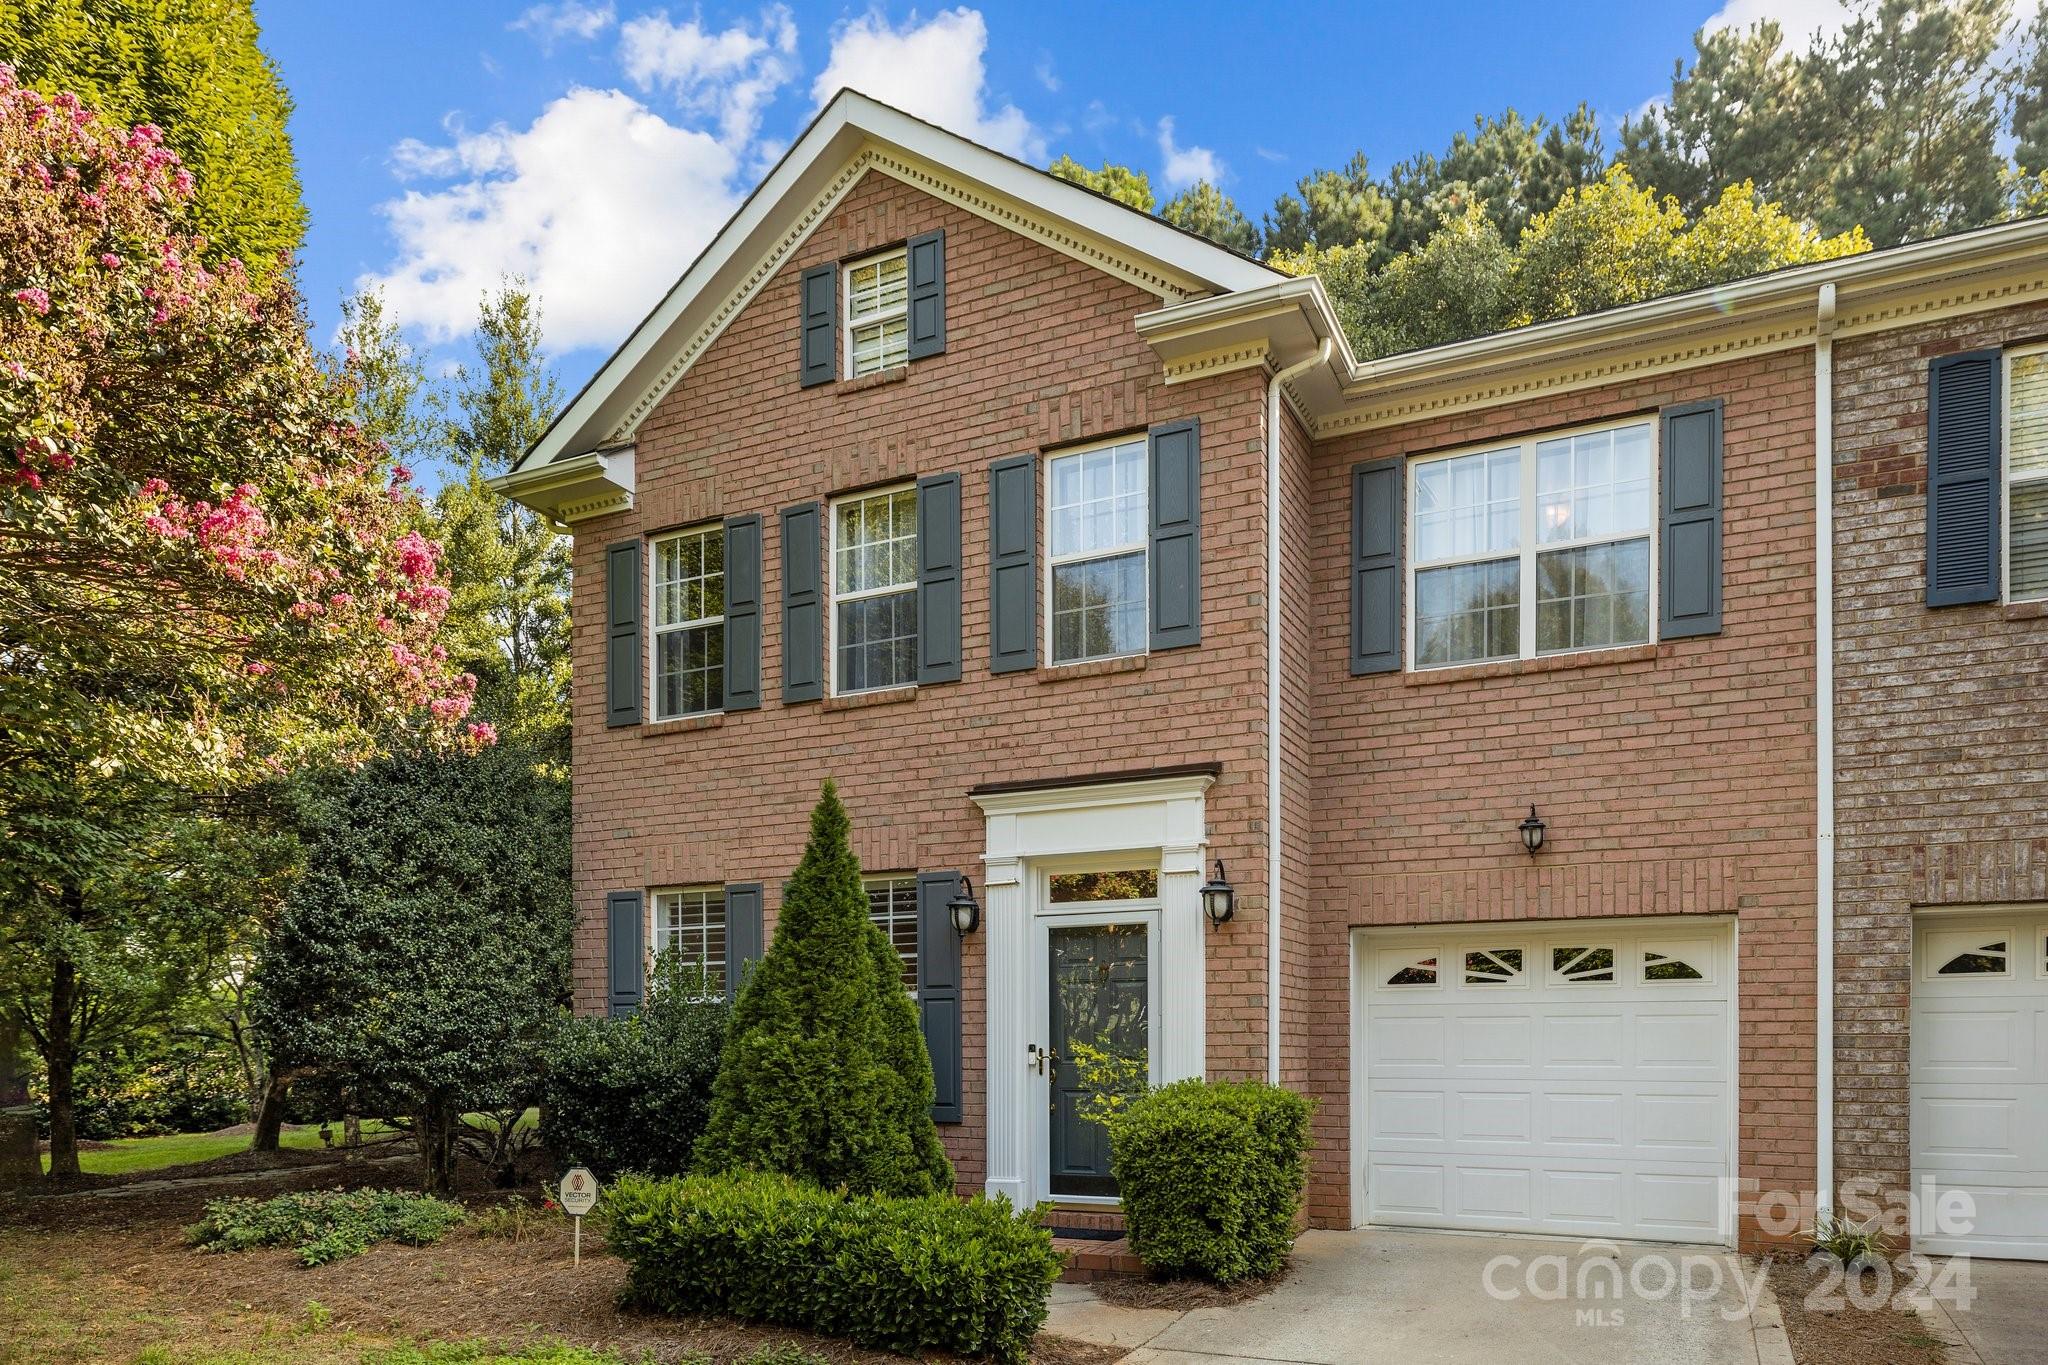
[1027,1043,1061,1076]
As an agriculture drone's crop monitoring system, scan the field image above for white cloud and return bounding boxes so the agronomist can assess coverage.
[620,5,798,148]
[1033,55,1060,93]
[510,1,616,50]
[1702,0,2044,48]
[1156,117,1220,191]
[359,87,742,350]
[811,8,1043,161]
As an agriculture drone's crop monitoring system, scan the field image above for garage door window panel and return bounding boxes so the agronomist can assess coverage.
[1551,946,1616,984]
[1381,949,1441,988]
[1643,944,1710,983]
[1463,948,1526,986]
[1929,931,2011,977]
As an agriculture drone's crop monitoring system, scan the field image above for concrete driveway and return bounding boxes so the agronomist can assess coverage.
[1048,1228,1790,1365]
[1921,1256,2048,1365]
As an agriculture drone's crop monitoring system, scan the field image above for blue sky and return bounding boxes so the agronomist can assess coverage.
[258,0,1837,393]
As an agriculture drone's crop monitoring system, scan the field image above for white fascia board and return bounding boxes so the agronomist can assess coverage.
[516,90,1281,475]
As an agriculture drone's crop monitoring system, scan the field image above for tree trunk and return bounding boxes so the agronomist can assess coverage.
[249,1068,304,1153]
[42,953,79,1181]
[417,1099,456,1195]
[0,1015,39,1189]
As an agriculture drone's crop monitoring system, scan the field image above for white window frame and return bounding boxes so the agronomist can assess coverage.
[1407,414,1660,671]
[864,874,920,997]
[650,885,727,999]
[649,524,724,721]
[843,247,908,379]
[2003,342,2048,603]
[1045,434,1150,667]
[828,483,919,696]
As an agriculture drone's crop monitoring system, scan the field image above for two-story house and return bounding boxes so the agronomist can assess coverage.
[497,90,2048,1256]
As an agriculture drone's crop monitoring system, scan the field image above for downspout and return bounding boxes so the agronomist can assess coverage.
[1815,282,1838,1216]
[1266,338,1333,1086]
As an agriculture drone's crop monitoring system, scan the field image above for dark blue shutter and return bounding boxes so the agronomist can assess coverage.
[1927,349,2003,607]
[1660,400,1725,637]
[607,890,644,1017]
[781,502,823,702]
[916,871,963,1124]
[799,264,836,388]
[725,883,764,998]
[916,473,962,684]
[605,541,642,726]
[989,454,1037,673]
[723,515,762,711]
[1148,419,1202,651]
[1350,458,1402,675]
[906,229,946,361]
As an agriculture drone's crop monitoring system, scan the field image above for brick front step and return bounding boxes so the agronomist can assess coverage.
[1053,1234,1144,1282]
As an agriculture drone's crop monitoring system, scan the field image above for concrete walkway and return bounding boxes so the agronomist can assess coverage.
[1918,1257,2048,1365]
[1048,1228,1791,1365]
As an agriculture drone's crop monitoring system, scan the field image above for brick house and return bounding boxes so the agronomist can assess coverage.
[497,91,2048,1255]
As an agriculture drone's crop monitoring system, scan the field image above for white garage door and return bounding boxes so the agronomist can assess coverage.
[1911,911,2048,1260]
[1359,921,1734,1245]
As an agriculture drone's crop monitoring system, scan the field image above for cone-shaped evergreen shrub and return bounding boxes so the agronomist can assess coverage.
[694,781,952,1196]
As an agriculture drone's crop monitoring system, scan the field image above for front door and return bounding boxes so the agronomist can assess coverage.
[1046,920,1151,1196]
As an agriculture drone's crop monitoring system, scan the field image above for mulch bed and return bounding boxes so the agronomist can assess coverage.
[1087,1263,1288,1311]
[0,1151,1120,1365]
[1766,1256,1950,1365]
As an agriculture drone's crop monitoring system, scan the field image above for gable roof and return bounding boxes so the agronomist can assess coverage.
[508,89,1284,477]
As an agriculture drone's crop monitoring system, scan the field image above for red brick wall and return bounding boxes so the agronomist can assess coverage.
[1832,300,2048,1218]
[1300,352,1821,1241]
[565,169,1275,1192]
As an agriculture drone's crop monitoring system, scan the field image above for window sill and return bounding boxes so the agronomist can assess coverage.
[2003,597,2048,621]
[823,684,918,712]
[1037,653,1148,684]
[641,712,726,737]
[836,365,908,394]
[1402,641,1662,687]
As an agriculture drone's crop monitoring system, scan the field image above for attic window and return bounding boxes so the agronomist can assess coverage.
[844,249,908,377]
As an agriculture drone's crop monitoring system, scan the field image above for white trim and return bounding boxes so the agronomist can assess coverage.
[827,483,919,696]
[1406,414,1660,670]
[508,91,1276,476]
[971,771,1212,1207]
[2003,342,2048,603]
[1044,435,1149,667]
[1815,282,1837,1217]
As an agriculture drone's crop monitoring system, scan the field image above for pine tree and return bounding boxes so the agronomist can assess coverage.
[0,0,306,273]
[1159,180,1261,256]
[695,782,952,1197]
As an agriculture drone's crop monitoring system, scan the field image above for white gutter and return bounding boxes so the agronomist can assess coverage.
[1815,282,1838,1215]
[1266,338,1333,1086]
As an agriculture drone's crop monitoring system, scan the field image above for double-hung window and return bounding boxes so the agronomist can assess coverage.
[2007,345,2048,600]
[831,485,918,693]
[1411,417,1654,668]
[1048,435,1148,664]
[864,875,919,994]
[844,249,908,378]
[651,526,724,718]
[652,887,726,996]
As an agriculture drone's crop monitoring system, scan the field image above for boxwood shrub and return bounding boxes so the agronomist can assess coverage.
[1106,1078,1314,1283]
[602,1172,1060,1362]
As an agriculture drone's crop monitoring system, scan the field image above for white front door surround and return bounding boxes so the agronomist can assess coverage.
[971,770,1213,1206]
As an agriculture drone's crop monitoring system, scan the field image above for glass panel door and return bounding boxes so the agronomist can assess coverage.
[1047,921,1150,1197]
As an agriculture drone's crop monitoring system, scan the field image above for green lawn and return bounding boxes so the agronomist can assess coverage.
[43,1124,400,1177]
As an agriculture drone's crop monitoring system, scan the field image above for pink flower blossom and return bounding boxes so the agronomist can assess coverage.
[99,252,120,269]
[245,661,270,676]
[465,721,499,746]
[11,287,50,315]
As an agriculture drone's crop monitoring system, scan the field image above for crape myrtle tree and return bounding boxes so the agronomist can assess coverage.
[696,782,952,1197]
[0,68,481,1178]
[252,741,572,1194]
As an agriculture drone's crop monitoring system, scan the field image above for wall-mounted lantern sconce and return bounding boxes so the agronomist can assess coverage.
[1199,859,1236,931]
[1519,805,1547,856]
[948,875,981,935]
